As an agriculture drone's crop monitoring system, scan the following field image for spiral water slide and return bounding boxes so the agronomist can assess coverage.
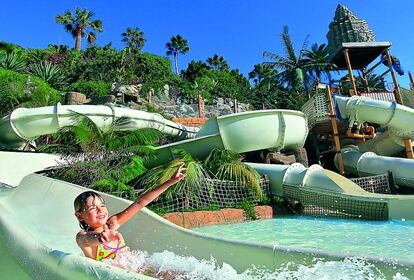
[334,95,414,188]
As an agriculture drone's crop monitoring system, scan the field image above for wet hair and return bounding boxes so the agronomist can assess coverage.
[74,191,105,231]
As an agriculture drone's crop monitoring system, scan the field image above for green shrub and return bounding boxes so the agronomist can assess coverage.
[67,80,111,97]
[0,51,26,73]
[0,68,62,116]
[27,61,67,89]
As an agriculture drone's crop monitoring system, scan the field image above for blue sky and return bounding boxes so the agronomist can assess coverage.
[1,0,413,88]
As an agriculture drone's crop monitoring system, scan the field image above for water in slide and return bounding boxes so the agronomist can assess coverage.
[0,105,413,278]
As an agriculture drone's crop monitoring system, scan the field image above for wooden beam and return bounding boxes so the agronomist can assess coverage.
[384,50,413,159]
[378,69,391,80]
[384,49,403,104]
[404,138,414,159]
[409,71,414,90]
[365,60,382,76]
[326,85,345,175]
[343,48,358,96]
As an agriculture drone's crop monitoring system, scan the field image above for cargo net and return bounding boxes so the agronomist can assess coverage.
[350,173,391,194]
[301,92,329,130]
[283,185,388,221]
[114,177,270,213]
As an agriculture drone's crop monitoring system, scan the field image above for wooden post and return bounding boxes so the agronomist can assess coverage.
[384,49,403,104]
[409,71,414,90]
[384,50,413,159]
[198,95,205,118]
[233,99,238,113]
[147,89,152,104]
[326,85,345,175]
[404,139,414,159]
[343,48,358,96]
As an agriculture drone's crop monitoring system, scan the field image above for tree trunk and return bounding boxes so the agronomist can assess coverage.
[75,30,82,51]
[174,52,179,75]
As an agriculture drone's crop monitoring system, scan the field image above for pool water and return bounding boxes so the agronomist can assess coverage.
[194,216,414,262]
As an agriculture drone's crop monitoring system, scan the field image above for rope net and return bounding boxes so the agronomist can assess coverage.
[114,177,270,213]
[350,173,391,194]
[283,184,388,221]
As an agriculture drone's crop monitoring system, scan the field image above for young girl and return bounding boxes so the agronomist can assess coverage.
[74,163,186,261]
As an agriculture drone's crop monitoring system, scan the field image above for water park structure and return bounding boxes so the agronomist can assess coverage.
[1,3,414,280]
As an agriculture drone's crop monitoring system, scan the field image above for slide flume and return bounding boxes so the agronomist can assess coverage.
[334,95,414,188]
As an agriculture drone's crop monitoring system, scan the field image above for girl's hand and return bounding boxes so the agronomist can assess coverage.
[169,162,187,184]
[107,216,120,231]
[99,224,121,243]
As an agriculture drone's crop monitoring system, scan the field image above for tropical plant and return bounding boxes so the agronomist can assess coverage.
[165,35,190,75]
[181,60,209,82]
[135,149,209,200]
[204,149,262,198]
[339,73,385,94]
[55,7,103,51]
[121,27,145,54]
[0,51,26,73]
[303,43,334,83]
[206,54,229,71]
[40,113,163,196]
[0,68,62,117]
[67,80,111,97]
[263,26,328,93]
[248,63,278,87]
[190,76,217,101]
[27,61,67,89]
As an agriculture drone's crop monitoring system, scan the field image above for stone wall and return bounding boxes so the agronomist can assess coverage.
[162,206,273,228]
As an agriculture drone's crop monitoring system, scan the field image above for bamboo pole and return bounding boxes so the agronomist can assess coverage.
[326,85,345,175]
[343,48,358,96]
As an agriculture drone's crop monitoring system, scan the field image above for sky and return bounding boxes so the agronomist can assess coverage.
[1,0,414,88]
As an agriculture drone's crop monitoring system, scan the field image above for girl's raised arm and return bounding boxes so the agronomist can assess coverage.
[111,163,186,227]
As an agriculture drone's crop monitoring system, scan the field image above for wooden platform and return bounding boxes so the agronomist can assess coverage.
[311,119,349,134]
[329,41,391,70]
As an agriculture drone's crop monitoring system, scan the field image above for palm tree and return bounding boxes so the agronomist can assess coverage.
[55,7,103,51]
[248,64,278,86]
[263,26,325,92]
[303,43,334,83]
[121,27,146,54]
[206,54,229,71]
[165,35,190,75]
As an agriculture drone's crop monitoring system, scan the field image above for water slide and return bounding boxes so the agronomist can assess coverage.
[0,103,198,151]
[334,95,414,188]
[1,105,413,278]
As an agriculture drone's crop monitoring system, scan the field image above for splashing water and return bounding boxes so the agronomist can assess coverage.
[103,250,409,280]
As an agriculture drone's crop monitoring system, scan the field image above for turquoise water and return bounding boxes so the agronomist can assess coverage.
[194,216,414,262]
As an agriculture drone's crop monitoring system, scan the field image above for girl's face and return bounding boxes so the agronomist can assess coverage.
[75,195,109,230]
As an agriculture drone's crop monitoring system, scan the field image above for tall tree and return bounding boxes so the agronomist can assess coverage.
[206,54,229,71]
[303,43,333,83]
[248,64,278,86]
[55,7,103,51]
[263,26,326,93]
[121,27,145,54]
[165,35,190,75]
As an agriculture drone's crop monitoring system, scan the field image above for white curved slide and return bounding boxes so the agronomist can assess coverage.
[334,95,414,187]
[1,174,412,279]
[0,103,198,150]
